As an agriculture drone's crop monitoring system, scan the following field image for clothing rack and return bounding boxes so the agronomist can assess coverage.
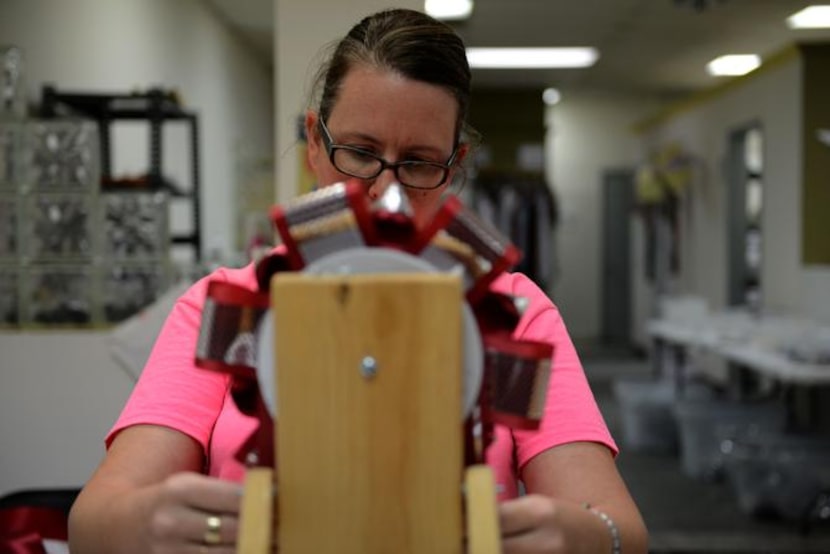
[470,170,559,291]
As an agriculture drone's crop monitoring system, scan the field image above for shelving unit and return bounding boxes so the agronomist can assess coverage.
[40,86,202,261]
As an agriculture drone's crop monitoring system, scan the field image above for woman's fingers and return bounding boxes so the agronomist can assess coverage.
[498,495,556,536]
[502,528,563,554]
[148,506,238,545]
[145,472,244,551]
[164,472,244,514]
[180,544,237,554]
[179,511,240,546]
[499,495,564,554]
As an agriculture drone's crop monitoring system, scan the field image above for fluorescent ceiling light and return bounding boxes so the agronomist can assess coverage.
[425,0,474,21]
[706,54,761,76]
[466,47,599,69]
[787,5,830,28]
[542,88,562,106]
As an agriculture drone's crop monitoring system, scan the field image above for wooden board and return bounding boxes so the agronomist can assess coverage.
[237,467,274,554]
[465,465,502,554]
[272,273,464,554]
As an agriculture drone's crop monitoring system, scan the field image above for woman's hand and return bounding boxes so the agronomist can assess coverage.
[505,443,648,554]
[499,494,566,554]
[499,494,611,554]
[69,426,247,554]
[141,471,242,554]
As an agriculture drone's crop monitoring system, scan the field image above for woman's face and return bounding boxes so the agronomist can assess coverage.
[306,65,466,228]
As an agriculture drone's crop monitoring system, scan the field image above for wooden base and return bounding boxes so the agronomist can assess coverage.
[465,465,502,554]
[235,273,501,553]
[237,468,274,554]
[236,465,501,554]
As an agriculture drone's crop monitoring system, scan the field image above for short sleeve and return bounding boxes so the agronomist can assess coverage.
[105,265,257,452]
[492,273,618,470]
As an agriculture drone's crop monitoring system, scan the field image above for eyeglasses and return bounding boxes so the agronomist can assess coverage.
[318,118,458,190]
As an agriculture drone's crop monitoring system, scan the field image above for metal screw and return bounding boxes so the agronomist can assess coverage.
[245,450,259,466]
[361,356,378,379]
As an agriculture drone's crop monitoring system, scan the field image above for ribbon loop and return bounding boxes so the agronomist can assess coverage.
[0,505,69,554]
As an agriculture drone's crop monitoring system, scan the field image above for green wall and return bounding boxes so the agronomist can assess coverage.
[468,88,544,172]
[801,44,830,265]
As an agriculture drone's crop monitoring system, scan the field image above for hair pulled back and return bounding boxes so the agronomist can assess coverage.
[312,8,472,140]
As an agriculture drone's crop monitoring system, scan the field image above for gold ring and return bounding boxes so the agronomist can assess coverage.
[203,515,222,545]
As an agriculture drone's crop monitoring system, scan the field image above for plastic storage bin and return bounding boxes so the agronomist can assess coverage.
[613,378,678,454]
[673,396,785,481]
[723,430,830,523]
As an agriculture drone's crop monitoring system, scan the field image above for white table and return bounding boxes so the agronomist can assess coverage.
[647,314,830,386]
[647,311,830,430]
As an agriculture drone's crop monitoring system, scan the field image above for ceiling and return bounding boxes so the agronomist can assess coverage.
[208,0,830,97]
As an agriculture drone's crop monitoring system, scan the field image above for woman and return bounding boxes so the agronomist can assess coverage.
[69,8,647,554]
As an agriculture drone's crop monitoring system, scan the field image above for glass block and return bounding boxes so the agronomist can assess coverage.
[26,266,93,325]
[25,120,99,189]
[0,123,21,188]
[0,195,17,259]
[0,268,19,324]
[103,192,169,259]
[102,264,167,323]
[26,193,95,260]
[0,46,26,118]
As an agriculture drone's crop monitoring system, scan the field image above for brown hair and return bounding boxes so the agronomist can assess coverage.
[311,8,472,143]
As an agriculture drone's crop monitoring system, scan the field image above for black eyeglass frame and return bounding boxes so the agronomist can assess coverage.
[317,118,459,190]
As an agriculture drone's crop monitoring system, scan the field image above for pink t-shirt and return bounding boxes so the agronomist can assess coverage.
[107,261,616,500]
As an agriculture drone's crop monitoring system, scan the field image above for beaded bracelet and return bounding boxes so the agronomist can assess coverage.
[583,503,621,554]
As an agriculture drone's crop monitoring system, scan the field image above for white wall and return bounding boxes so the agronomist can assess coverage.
[0,333,135,496]
[546,91,666,340]
[0,0,272,496]
[0,0,273,260]
[640,56,830,324]
[803,267,830,324]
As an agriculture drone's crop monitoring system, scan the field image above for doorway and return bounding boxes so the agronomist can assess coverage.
[601,168,635,346]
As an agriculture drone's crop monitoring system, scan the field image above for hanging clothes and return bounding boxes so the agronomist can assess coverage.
[470,171,559,291]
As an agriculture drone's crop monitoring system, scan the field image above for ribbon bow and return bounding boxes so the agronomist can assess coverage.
[0,505,68,554]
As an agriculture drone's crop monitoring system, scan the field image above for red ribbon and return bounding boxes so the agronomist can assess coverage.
[197,182,553,468]
[0,506,68,554]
